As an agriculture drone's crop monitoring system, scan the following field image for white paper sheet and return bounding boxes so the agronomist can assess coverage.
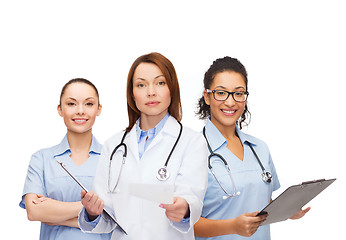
[128,183,174,204]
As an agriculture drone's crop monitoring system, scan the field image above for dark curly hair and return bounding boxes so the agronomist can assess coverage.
[196,56,251,129]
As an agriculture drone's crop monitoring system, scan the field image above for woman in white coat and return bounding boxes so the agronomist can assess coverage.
[78,52,208,239]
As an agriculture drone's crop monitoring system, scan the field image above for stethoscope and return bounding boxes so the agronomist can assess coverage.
[202,127,272,199]
[107,122,183,193]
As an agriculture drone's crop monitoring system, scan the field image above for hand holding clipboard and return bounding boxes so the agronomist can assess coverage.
[56,160,127,235]
[257,178,336,225]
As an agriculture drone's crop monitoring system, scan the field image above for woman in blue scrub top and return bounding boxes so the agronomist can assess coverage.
[194,57,310,240]
[19,78,110,240]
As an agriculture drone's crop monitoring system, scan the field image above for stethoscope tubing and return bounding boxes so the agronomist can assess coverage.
[163,121,183,168]
[110,130,128,160]
[108,121,183,192]
[108,131,128,193]
[246,140,265,173]
[202,126,272,198]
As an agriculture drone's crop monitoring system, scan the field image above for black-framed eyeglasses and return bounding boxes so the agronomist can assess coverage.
[206,89,249,102]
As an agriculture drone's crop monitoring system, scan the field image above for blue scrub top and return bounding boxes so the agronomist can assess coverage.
[19,135,111,240]
[197,119,280,240]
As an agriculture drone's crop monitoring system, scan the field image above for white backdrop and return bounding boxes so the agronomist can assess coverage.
[1,1,344,239]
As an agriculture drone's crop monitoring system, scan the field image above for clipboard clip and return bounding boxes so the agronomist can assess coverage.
[302,179,325,185]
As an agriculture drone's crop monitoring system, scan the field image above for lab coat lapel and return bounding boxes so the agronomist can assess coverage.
[144,116,180,153]
[126,125,140,164]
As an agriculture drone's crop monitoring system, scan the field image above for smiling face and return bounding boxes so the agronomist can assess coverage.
[204,71,247,132]
[132,62,171,128]
[57,82,102,135]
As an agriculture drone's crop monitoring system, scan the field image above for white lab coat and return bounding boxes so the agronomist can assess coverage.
[79,116,208,240]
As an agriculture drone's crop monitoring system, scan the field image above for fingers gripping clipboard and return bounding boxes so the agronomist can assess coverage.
[257,178,336,225]
[56,160,127,235]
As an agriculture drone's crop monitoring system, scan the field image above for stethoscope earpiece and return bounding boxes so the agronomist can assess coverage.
[222,191,241,200]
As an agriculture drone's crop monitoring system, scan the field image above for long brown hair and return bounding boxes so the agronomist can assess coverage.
[126,52,182,132]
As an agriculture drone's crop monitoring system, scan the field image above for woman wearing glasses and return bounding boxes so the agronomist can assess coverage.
[78,52,208,240]
[194,57,309,239]
[19,79,110,240]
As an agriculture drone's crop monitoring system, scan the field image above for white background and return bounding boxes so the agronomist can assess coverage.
[1,0,344,239]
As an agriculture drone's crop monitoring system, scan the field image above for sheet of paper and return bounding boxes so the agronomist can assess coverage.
[128,183,174,204]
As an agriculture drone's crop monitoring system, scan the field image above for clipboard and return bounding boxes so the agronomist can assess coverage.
[56,160,127,235]
[258,178,336,225]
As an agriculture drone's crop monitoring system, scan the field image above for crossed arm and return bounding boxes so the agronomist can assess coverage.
[24,193,83,228]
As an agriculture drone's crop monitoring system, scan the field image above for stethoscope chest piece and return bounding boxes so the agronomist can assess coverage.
[110,122,182,187]
[261,171,272,183]
[157,167,170,181]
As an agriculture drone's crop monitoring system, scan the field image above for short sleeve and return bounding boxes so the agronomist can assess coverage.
[268,152,280,192]
[19,151,46,209]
